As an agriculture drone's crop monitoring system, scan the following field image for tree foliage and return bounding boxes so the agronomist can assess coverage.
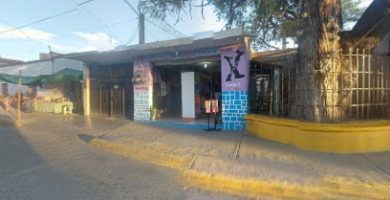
[138,0,365,49]
[341,0,365,23]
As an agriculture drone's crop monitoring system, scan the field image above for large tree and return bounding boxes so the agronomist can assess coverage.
[295,0,342,121]
[139,0,364,122]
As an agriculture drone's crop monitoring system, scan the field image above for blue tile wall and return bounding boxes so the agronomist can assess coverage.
[222,91,248,131]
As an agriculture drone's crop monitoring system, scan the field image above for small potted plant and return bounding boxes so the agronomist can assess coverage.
[150,106,163,120]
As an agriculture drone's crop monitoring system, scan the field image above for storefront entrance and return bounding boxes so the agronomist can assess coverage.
[152,60,221,124]
[152,67,182,118]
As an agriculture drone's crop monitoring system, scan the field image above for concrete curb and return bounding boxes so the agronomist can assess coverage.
[90,138,191,170]
[182,169,321,199]
[87,137,390,199]
[322,176,390,199]
[182,170,390,199]
[246,114,390,153]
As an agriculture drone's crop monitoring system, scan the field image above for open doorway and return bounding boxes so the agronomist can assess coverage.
[152,60,221,123]
[152,67,182,119]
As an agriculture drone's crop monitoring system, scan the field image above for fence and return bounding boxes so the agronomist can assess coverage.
[343,49,390,120]
[250,49,390,122]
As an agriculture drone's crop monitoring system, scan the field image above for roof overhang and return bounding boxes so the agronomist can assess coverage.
[348,0,390,38]
[65,28,256,66]
[251,49,297,64]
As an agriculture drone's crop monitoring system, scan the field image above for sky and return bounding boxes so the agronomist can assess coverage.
[0,0,373,61]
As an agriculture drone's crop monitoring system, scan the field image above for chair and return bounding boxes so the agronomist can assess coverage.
[63,105,72,115]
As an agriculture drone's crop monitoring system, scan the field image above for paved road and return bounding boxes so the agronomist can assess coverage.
[7,111,389,199]
[0,113,244,200]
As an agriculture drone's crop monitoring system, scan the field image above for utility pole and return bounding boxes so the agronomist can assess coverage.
[48,45,54,73]
[122,0,145,44]
[139,13,145,44]
[17,69,22,126]
[122,0,184,42]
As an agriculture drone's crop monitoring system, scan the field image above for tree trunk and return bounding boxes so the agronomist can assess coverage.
[293,0,342,122]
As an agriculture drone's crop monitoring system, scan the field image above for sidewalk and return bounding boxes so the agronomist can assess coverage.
[4,112,390,199]
[81,116,390,199]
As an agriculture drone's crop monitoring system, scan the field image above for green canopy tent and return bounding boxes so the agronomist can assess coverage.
[41,68,83,84]
[0,68,83,86]
[0,73,41,85]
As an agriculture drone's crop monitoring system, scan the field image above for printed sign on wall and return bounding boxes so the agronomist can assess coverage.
[133,57,153,92]
[221,45,249,91]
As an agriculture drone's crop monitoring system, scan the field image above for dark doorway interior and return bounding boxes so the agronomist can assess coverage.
[90,63,134,119]
[249,62,282,116]
[153,61,221,121]
[152,67,182,118]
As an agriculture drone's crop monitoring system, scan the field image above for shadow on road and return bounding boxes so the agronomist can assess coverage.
[0,111,106,200]
[77,133,95,143]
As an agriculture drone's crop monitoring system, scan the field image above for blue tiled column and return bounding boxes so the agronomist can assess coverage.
[221,91,248,131]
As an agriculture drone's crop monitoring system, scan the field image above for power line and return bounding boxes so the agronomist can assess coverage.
[145,18,185,39]
[74,0,139,46]
[77,0,95,6]
[0,20,32,39]
[121,0,185,39]
[73,0,118,45]
[121,0,138,15]
[71,17,137,32]
[0,9,77,34]
[0,19,46,49]
[0,0,97,35]
[145,25,159,42]
[123,27,138,45]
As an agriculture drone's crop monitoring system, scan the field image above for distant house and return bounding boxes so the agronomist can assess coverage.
[0,56,23,67]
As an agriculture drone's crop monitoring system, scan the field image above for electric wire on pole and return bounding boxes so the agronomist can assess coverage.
[121,0,185,42]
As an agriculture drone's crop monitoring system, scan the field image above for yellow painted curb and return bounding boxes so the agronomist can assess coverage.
[182,170,390,200]
[90,138,191,170]
[245,114,390,153]
[88,138,390,199]
[182,170,321,199]
[322,176,390,200]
